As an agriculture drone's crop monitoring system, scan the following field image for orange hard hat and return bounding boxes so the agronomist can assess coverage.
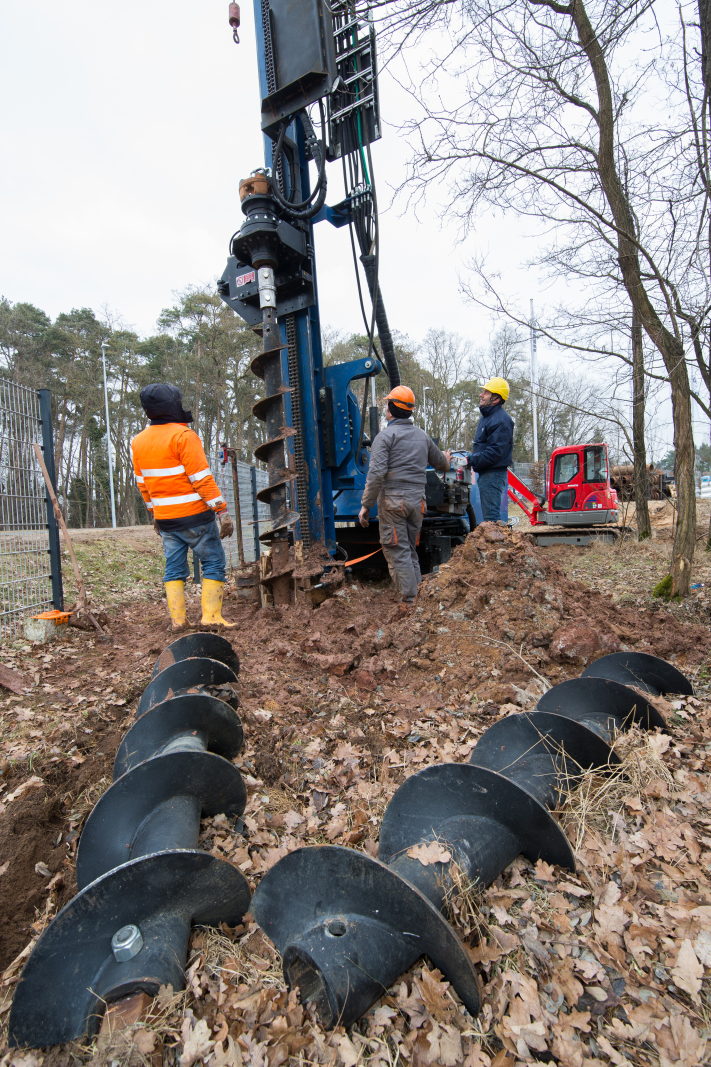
[386,386,416,411]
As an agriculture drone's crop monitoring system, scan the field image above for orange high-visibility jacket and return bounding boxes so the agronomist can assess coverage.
[131,422,226,522]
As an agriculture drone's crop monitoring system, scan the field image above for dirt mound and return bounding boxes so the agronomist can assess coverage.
[0,716,124,971]
[410,522,711,704]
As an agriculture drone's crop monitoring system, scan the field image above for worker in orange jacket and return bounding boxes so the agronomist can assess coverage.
[132,384,236,631]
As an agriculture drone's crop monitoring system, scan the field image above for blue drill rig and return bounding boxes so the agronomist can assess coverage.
[217,0,472,603]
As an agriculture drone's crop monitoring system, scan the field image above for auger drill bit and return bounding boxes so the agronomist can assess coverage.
[138,654,239,716]
[150,631,240,680]
[580,650,694,697]
[251,652,682,1030]
[233,174,301,606]
[9,638,250,1049]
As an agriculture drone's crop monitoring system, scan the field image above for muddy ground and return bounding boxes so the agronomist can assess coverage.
[1,522,711,1065]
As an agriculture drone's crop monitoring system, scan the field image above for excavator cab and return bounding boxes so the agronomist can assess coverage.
[507,442,619,544]
[547,443,617,523]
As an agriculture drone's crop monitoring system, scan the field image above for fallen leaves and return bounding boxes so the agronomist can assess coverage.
[671,938,703,1001]
[406,841,453,866]
[3,777,44,804]
[178,1015,213,1066]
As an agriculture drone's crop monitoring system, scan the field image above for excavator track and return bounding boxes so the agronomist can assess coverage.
[526,525,634,547]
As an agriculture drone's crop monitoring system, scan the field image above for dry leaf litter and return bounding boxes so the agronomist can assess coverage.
[0,523,710,1066]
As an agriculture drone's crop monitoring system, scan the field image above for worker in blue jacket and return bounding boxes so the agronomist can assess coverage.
[466,377,514,522]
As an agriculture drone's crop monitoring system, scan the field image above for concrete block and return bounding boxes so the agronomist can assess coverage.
[24,612,70,644]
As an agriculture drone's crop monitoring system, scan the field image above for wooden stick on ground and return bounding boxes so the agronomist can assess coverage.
[33,443,109,640]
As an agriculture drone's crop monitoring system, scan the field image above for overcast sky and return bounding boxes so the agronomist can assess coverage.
[0,2,696,456]
[0,2,540,347]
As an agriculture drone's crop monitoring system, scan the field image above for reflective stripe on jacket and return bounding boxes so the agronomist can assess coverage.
[131,422,226,521]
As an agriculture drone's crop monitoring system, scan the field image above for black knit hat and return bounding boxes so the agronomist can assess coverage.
[140,384,193,425]
[387,400,411,419]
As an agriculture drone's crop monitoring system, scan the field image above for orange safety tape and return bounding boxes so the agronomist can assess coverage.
[334,547,383,567]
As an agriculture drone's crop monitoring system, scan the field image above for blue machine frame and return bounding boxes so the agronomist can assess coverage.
[218,0,382,556]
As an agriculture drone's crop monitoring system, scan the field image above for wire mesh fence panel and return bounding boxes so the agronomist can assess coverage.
[0,378,54,636]
[212,456,271,566]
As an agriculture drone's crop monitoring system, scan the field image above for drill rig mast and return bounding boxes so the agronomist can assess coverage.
[218,0,471,599]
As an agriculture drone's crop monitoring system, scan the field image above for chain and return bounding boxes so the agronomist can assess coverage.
[286,314,311,549]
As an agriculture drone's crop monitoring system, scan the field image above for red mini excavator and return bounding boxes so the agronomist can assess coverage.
[508,442,621,546]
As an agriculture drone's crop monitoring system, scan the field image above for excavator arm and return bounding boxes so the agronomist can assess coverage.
[507,469,546,526]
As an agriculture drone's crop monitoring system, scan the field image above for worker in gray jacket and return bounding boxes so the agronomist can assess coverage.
[358,386,451,602]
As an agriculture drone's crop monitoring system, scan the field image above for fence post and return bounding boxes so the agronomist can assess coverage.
[38,389,63,609]
[250,465,260,559]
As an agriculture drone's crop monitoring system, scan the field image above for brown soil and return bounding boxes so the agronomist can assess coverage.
[0,717,125,970]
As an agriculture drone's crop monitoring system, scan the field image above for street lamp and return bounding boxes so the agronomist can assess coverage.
[529,299,539,462]
[101,342,117,529]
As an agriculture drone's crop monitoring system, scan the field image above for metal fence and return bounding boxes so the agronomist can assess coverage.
[212,454,271,566]
[0,381,63,637]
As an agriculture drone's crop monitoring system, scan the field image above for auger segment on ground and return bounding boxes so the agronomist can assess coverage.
[251,651,681,1030]
[9,635,250,1049]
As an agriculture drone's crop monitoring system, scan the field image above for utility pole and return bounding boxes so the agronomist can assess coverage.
[422,385,430,434]
[101,342,117,529]
[529,300,539,462]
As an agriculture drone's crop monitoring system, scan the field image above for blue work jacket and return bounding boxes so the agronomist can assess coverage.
[466,403,514,472]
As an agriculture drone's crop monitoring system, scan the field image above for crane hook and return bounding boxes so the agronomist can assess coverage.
[229,2,240,43]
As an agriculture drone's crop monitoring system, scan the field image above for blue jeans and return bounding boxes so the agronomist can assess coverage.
[160,520,226,583]
[478,469,508,522]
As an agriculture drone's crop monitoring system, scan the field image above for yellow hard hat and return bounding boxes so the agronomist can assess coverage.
[484,377,510,402]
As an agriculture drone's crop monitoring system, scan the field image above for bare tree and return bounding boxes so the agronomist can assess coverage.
[418,328,478,443]
[474,323,529,383]
[381,0,697,592]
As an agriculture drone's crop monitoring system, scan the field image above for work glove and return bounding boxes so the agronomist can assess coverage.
[153,518,161,538]
[218,510,234,540]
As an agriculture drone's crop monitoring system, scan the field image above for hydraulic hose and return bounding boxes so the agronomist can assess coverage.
[270,106,328,221]
[360,253,400,389]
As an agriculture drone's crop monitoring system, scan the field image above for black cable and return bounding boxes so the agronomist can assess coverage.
[342,153,381,358]
[271,116,321,210]
[359,141,399,389]
[270,102,328,220]
[352,158,379,467]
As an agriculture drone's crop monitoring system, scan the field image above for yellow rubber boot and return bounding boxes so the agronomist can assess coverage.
[165,580,187,632]
[201,578,236,628]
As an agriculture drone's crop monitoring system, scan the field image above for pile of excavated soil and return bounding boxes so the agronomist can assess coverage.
[412,522,711,702]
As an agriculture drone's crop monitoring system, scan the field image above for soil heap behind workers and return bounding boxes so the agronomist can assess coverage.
[358,386,451,603]
[131,384,236,631]
[465,377,514,522]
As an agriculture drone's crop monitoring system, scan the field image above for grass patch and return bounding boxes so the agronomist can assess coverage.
[61,538,164,608]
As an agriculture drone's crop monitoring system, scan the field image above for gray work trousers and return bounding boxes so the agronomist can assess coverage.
[378,487,425,600]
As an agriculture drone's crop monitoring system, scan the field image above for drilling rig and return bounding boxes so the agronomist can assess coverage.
[217,0,472,603]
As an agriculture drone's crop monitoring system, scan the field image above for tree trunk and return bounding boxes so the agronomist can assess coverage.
[571,0,696,594]
[631,307,651,540]
[670,361,697,592]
